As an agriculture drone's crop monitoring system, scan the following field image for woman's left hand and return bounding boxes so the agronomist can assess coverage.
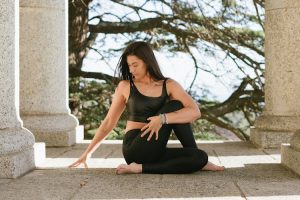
[140,115,162,141]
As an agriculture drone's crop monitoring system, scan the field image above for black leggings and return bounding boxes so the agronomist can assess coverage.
[122,100,208,174]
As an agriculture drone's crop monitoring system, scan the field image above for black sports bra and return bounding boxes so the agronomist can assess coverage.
[126,78,169,122]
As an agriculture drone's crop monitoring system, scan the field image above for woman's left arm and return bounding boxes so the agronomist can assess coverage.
[140,79,201,141]
[165,79,201,123]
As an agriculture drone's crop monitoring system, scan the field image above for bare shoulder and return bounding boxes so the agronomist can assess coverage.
[117,80,130,89]
[115,80,130,102]
[166,78,183,89]
[165,78,185,97]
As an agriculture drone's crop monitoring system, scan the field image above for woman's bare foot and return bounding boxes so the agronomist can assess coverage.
[202,161,225,171]
[116,162,142,175]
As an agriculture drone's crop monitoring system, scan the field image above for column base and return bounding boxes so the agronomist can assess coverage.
[250,128,294,148]
[250,115,300,148]
[281,130,300,175]
[281,144,300,175]
[0,148,35,179]
[22,114,78,147]
[0,128,35,178]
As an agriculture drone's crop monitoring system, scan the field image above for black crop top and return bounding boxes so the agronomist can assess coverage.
[126,78,169,123]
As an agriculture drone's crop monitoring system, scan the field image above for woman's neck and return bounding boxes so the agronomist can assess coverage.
[135,75,155,85]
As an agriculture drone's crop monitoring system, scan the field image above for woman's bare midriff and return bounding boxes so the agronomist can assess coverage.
[124,121,147,133]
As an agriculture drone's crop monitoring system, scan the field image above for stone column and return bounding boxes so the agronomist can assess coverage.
[0,0,35,178]
[282,130,300,175]
[250,0,300,148]
[20,0,78,146]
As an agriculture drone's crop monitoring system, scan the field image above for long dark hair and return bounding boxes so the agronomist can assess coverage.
[115,41,165,81]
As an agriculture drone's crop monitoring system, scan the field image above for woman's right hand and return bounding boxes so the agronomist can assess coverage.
[68,153,89,168]
[141,115,163,141]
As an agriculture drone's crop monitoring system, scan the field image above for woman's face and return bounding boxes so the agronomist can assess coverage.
[127,55,148,80]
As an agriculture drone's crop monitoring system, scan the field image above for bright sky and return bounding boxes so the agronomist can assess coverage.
[83,0,264,102]
[83,49,239,101]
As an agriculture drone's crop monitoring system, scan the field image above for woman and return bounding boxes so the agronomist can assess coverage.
[69,41,224,174]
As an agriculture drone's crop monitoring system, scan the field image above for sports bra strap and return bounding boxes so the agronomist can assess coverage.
[163,78,168,95]
[130,78,168,93]
[126,77,169,123]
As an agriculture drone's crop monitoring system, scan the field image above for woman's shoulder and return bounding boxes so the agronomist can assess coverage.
[165,78,183,96]
[117,80,130,88]
[115,80,130,100]
[165,78,181,87]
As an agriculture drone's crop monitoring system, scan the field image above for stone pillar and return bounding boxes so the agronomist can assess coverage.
[20,0,78,146]
[282,130,300,175]
[250,0,300,148]
[0,0,35,178]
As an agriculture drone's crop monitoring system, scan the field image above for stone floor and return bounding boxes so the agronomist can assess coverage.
[1,140,300,200]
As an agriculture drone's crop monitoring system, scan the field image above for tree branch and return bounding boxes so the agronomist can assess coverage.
[89,17,263,67]
[201,112,249,140]
[200,78,264,117]
[69,67,118,84]
[89,17,174,33]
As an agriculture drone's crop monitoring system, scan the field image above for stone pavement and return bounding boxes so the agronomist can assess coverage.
[0,141,300,200]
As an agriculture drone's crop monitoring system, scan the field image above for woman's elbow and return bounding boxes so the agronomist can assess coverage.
[193,109,201,121]
[195,112,201,120]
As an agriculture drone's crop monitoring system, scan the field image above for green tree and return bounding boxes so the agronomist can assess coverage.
[69,0,265,140]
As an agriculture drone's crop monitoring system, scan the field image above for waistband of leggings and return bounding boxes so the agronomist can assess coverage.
[125,129,141,135]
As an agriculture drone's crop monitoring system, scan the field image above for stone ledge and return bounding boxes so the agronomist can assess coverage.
[266,0,300,11]
[2,141,299,199]
[22,114,78,147]
[250,128,294,149]
[281,144,300,175]
[253,115,300,132]
[20,0,64,9]
[0,128,35,155]
[0,148,35,178]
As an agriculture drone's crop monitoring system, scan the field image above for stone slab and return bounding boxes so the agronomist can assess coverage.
[247,197,300,200]
[290,130,300,151]
[237,180,300,199]
[218,155,280,169]
[266,0,300,11]
[253,116,300,132]
[0,128,35,155]
[73,172,243,199]
[0,169,92,199]
[281,144,300,175]
[0,148,35,178]
[0,179,12,185]
[1,141,300,199]
[38,158,127,169]
[203,141,266,156]
[20,0,65,9]
[22,114,78,147]
[39,141,282,171]
[45,146,73,158]
[250,128,294,149]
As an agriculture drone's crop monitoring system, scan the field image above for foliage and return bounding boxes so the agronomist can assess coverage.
[70,77,224,140]
[68,0,266,140]
[69,77,126,135]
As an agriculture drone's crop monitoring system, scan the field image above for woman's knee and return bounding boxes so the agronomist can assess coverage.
[195,149,208,167]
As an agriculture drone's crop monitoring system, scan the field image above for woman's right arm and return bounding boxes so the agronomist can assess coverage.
[69,80,129,168]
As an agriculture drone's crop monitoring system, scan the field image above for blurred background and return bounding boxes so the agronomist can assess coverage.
[68,0,265,141]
